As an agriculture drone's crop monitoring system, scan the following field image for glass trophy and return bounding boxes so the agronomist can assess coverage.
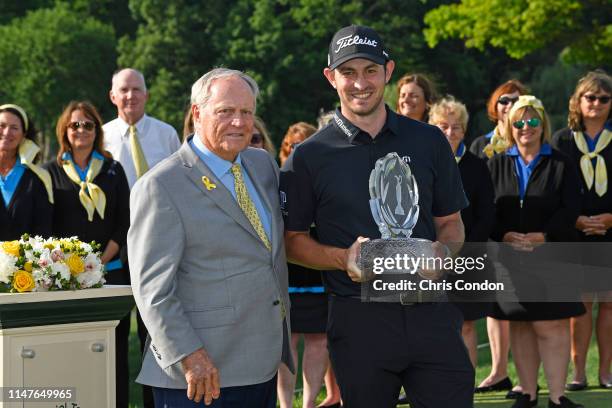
[359,152,436,281]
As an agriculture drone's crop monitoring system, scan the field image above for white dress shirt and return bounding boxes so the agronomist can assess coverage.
[103,114,181,188]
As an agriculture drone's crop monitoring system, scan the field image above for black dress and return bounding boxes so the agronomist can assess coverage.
[451,151,496,320]
[288,227,328,333]
[45,156,131,408]
[488,147,585,320]
[45,158,130,281]
[553,127,612,290]
[1,168,52,241]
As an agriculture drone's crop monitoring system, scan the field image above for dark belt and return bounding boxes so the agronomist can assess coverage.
[331,290,447,306]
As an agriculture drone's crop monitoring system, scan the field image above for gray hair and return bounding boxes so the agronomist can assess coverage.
[191,68,259,110]
[111,68,147,92]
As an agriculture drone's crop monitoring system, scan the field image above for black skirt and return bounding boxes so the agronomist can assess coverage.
[289,293,328,333]
[491,301,585,321]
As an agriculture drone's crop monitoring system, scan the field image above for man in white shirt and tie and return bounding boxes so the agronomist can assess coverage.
[104,68,181,188]
[103,67,181,408]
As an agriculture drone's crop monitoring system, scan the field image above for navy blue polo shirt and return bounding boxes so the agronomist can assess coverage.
[280,106,468,296]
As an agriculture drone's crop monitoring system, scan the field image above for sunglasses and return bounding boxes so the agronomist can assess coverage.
[251,133,263,144]
[512,117,541,129]
[68,121,96,131]
[583,94,611,104]
[498,96,519,106]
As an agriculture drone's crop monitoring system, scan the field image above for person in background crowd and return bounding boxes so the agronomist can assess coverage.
[0,104,53,241]
[182,105,194,141]
[103,67,181,408]
[277,122,334,408]
[472,79,529,400]
[489,95,585,408]
[396,73,438,122]
[278,122,315,165]
[251,116,277,158]
[45,101,130,407]
[429,96,495,370]
[317,109,334,130]
[470,80,527,161]
[552,70,612,391]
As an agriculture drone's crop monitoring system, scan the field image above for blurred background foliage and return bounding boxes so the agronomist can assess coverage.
[0,0,610,157]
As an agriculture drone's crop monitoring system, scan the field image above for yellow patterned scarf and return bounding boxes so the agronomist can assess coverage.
[573,129,612,197]
[62,155,106,221]
[482,126,509,158]
[18,139,54,203]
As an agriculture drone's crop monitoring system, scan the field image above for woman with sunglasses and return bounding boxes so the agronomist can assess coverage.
[470,80,528,161]
[470,80,528,399]
[552,70,612,391]
[250,116,277,158]
[45,101,131,407]
[489,95,585,408]
[0,104,53,241]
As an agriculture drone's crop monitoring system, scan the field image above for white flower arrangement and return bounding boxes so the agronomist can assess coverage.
[0,234,106,293]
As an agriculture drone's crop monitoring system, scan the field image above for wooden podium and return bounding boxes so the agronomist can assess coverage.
[0,285,133,408]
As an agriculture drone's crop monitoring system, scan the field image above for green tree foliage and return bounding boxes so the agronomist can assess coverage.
[0,0,53,24]
[57,0,136,38]
[118,0,451,142]
[117,0,231,133]
[0,4,116,154]
[424,0,612,66]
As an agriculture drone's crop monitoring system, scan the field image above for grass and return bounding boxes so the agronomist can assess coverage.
[127,310,612,408]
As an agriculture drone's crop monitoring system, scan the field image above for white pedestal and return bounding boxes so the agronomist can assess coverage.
[0,286,133,408]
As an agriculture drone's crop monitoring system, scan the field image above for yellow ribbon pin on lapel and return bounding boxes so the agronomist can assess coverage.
[202,176,217,191]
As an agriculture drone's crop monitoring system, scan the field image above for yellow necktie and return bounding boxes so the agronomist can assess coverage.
[129,125,149,179]
[230,163,271,251]
[573,129,611,197]
[62,156,106,221]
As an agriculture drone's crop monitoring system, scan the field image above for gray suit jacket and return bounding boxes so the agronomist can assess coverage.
[128,140,294,389]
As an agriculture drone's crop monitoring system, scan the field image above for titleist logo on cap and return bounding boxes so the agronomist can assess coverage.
[335,34,378,53]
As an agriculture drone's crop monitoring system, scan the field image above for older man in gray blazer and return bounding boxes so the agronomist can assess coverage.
[128,68,293,408]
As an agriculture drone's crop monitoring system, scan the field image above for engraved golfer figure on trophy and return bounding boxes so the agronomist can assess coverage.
[394,174,405,216]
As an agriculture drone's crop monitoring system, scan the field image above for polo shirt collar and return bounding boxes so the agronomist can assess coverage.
[506,143,552,158]
[332,105,400,144]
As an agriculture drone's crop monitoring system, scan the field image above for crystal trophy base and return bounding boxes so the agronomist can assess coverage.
[359,238,434,279]
[359,238,443,303]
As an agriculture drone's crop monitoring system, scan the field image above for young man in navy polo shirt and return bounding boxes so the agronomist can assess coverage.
[280,25,474,407]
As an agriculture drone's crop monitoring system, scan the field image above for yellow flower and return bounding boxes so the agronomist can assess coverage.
[66,254,85,275]
[24,261,33,272]
[13,270,35,292]
[1,241,21,257]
